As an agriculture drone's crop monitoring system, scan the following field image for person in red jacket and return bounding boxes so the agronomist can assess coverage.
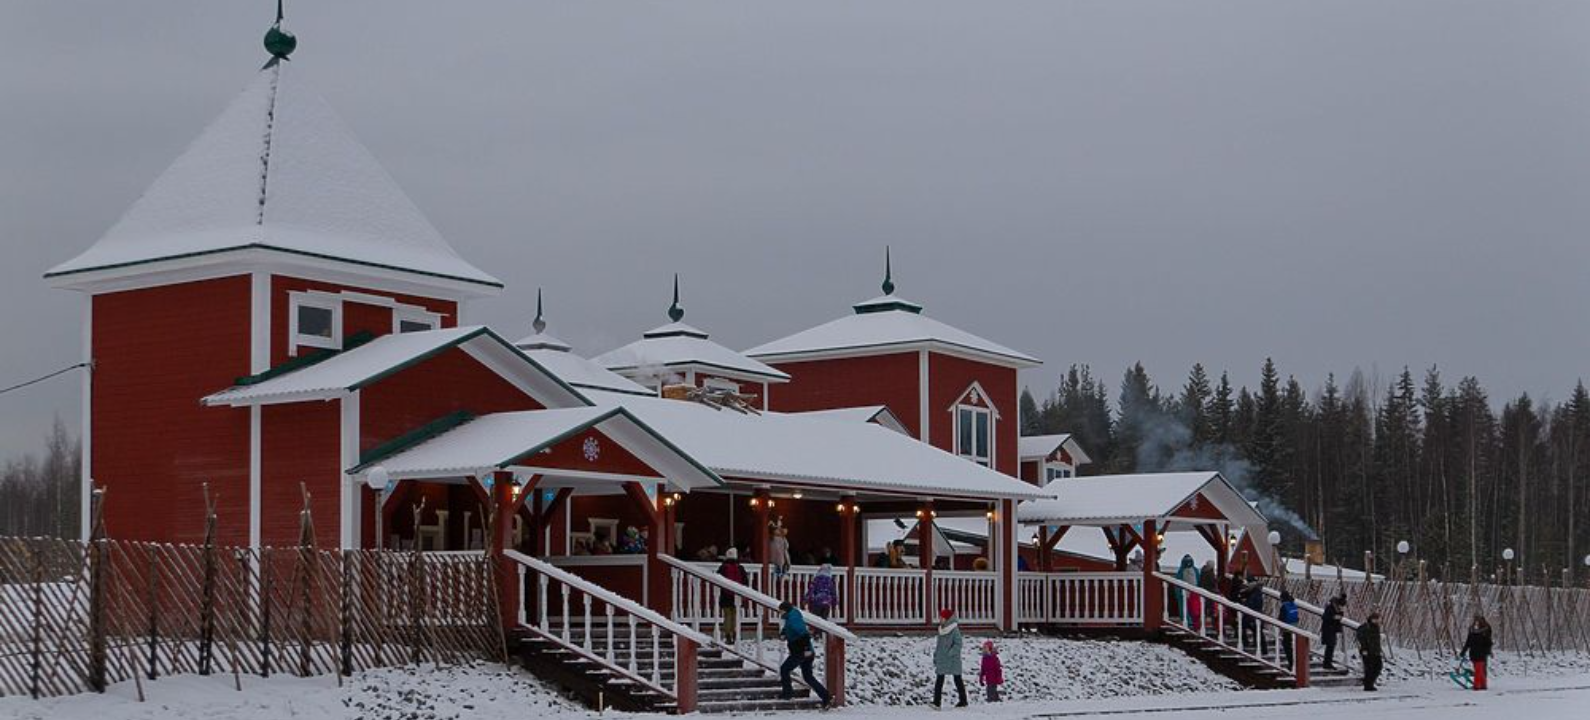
[978,640,1004,702]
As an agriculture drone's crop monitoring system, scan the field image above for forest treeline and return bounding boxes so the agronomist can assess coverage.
[1021,361,1590,581]
[0,418,79,538]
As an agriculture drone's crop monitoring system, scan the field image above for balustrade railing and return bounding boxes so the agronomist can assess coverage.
[1017,572,1143,626]
[932,570,998,624]
[853,567,929,625]
[1156,572,1315,686]
[505,550,707,712]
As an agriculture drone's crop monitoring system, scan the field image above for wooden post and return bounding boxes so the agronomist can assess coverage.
[840,495,857,624]
[920,502,935,624]
[1294,634,1311,687]
[754,489,772,591]
[86,488,107,692]
[491,471,520,630]
[621,482,670,615]
[825,633,847,707]
[1142,519,1162,632]
[675,635,699,713]
[1038,526,1051,573]
[998,499,1017,632]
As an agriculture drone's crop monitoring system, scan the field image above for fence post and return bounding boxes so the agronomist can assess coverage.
[674,635,699,713]
[825,633,846,707]
[29,545,44,698]
[1294,634,1310,687]
[261,548,274,677]
[146,544,161,679]
[87,538,107,692]
[340,551,354,676]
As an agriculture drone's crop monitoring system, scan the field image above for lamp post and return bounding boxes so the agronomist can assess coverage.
[1267,530,1282,578]
[1395,540,1410,582]
[364,465,391,549]
[1502,548,1516,586]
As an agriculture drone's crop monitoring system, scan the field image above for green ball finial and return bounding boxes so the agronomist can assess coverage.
[881,246,895,296]
[667,274,685,323]
[265,24,297,59]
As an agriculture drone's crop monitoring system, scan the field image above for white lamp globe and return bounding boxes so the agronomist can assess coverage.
[1266,530,1281,546]
[1582,554,1589,568]
[365,465,391,491]
[1502,548,1515,561]
[1396,540,1410,555]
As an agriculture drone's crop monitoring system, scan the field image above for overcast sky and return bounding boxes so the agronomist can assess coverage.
[3,1,1589,459]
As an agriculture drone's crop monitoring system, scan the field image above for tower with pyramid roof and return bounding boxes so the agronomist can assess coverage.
[46,10,501,544]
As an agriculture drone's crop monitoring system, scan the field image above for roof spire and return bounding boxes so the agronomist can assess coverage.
[264,0,297,62]
[882,246,895,296]
[667,274,685,323]
[532,288,547,335]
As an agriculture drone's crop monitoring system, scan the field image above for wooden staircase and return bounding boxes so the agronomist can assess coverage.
[511,623,824,714]
[1158,626,1355,689]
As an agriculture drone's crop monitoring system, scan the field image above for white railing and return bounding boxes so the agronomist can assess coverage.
[932,571,997,624]
[679,562,850,624]
[1156,572,1316,684]
[1259,585,1362,673]
[505,550,709,709]
[1017,572,1143,626]
[663,555,853,705]
[853,567,928,625]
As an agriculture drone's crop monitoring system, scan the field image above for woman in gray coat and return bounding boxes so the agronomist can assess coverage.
[933,608,969,708]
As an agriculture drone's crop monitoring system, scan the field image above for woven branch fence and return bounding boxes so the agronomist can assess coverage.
[0,537,502,699]
[1269,570,1590,660]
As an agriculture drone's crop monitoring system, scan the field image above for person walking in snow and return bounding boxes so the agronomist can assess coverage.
[1462,615,1493,691]
[1357,611,1384,691]
[977,640,1004,702]
[716,548,747,643]
[803,563,839,622]
[777,602,832,708]
[1277,591,1300,668]
[1321,594,1346,670]
[932,608,968,708]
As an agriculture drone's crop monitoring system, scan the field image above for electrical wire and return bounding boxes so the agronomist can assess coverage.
[0,363,88,397]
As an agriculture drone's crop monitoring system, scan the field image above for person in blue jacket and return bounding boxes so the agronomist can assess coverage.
[777,601,831,708]
[1277,590,1300,668]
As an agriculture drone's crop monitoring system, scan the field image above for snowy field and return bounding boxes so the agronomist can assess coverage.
[2,644,1589,719]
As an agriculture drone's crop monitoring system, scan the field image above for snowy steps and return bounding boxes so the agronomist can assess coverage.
[511,623,823,714]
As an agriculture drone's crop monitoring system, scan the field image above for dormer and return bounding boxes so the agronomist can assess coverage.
[746,250,1039,476]
[592,276,789,407]
[1018,433,1093,486]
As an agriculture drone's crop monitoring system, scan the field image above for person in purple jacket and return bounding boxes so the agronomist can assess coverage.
[803,564,839,622]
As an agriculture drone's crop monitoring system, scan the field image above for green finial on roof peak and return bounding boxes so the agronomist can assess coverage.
[264,0,297,61]
[667,274,685,323]
[532,288,547,334]
[881,246,895,296]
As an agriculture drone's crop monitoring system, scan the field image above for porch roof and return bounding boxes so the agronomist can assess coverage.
[202,326,590,408]
[584,390,1051,502]
[346,406,723,491]
[1016,471,1267,531]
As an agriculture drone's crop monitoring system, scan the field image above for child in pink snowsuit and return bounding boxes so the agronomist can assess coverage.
[978,640,1004,702]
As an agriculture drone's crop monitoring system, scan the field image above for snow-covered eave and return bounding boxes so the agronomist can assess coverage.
[712,468,1052,503]
[44,244,502,299]
[747,338,1041,369]
[603,358,792,383]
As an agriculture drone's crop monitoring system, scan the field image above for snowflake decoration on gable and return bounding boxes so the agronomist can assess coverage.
[582,436,601,463]
[969,387,982,405]
[1188,494,1201,512]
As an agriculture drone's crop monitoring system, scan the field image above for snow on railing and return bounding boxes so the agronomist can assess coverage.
[1155,572,1317,686]
[1017,572,1143,626]
[505,550,708,711]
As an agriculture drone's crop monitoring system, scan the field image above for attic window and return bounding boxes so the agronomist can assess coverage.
[1044,464,1073,482]
[955,405,991,467]
[289,294,341,355]
[394,309,437,334]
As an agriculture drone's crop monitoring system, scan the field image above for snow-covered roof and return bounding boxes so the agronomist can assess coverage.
[790,406,910,435]
[594,323,790,384]
[520,348,653,396]
[46,62,500,291]
[745,294,1041,368]
[202,326,587,408]
[349,406,721,491]
[1019,434,1093,466]
[1017,472,1267,530]
[583,391,1050,502]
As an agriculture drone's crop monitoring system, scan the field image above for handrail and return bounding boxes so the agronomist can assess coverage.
[1156,573,1319,641]
[506,550,712,645]
[1260,586,1363,631]
[663,555,857,642]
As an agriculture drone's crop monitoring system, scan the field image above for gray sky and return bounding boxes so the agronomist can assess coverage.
[3,1,1589,459]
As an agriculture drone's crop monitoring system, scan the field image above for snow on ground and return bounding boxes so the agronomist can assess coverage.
[3,645,1589,719]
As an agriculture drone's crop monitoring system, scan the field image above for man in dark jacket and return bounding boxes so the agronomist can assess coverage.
[777,602,831,708]
[1461,615,1493,690]
[716,549,747,643]
[1321,595,1346,670]
[1357,612,1384,691]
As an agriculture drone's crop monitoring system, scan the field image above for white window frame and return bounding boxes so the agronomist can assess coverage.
[954,403,993,467]
[289,293,342,356]
[393,307,440,334]
[1044,463,1074,482]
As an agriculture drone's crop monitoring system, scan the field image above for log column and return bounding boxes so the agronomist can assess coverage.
[490,471,521,629]
[753,489,772,591]
[919,502,935,624]
[997,498,1017,632]
[840,495,858,624]
[1142,518,1162,632]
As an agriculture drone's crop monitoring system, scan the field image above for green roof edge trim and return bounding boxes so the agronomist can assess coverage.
[44,243,505,289]
[233,330,378,386]
[351,410,476,473]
